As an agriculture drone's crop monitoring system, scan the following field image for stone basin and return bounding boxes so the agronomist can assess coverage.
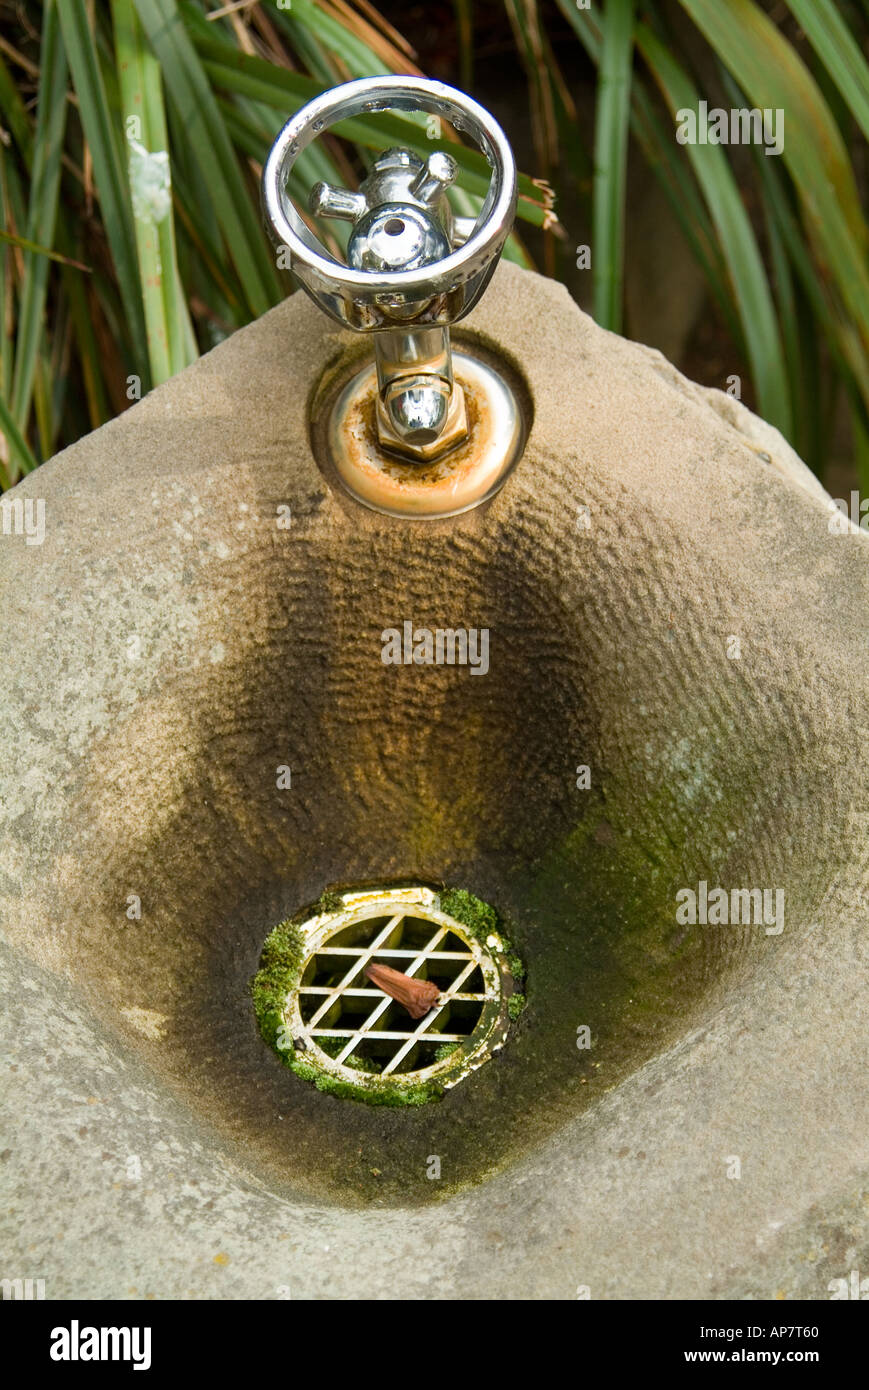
[1,261,867,1299]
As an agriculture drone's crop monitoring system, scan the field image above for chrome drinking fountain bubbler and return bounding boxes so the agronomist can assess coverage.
[262,76,527,518]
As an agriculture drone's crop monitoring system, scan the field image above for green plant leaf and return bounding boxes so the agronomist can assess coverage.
[785,0,869,147]
[0,50,33,164]
[133,0,282,319]
[677,0,869,406]
[637,22,793,435]
[592,0,635,331]
[0,389,38,482]
[111,0,196,383]
[0,229,90,271]
[190,29,551,227]
[557,0,743,348]
[56,0,149,384]
[10,0,67,439]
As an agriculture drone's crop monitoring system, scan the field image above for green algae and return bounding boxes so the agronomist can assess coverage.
[507,993,526,1020]
[249,905,446,1107]
[249,917,306,1051]
[438,886,527,1016]
[250,885,527,1110]
[291,1052,440,1107]
[438,887,498,938]
[438,887,525,979]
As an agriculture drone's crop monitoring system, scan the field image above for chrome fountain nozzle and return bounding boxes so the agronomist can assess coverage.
[262,77,516,463]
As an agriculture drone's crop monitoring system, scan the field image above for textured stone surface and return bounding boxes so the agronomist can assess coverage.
[1,261,867,1298]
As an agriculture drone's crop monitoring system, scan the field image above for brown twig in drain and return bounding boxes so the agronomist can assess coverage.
[364,962,440,1019]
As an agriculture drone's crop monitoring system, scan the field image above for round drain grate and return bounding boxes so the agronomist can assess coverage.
[252,886,526,1105]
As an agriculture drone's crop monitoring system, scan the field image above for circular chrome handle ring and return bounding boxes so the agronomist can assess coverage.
[262,76,517,330]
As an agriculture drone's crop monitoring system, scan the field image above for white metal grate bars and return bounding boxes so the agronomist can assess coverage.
[298,908,492,1073]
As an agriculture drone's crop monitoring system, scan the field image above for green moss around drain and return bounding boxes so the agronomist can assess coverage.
[249,917,306,1051]
[312,889,343,916]
[507,993,526,1020]
[250,911,445,1107]
[438,887,497,939]
[250,885,527,1108]
[507,953,525,983]
[249,892,350,1050]
[289,1051,440,1107]
[438,887,527,986]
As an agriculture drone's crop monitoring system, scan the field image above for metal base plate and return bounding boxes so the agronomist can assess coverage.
[323,348,527,518]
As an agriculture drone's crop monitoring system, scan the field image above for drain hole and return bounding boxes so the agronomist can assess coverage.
[298,911,489,1074]
[252,886,526,1104]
